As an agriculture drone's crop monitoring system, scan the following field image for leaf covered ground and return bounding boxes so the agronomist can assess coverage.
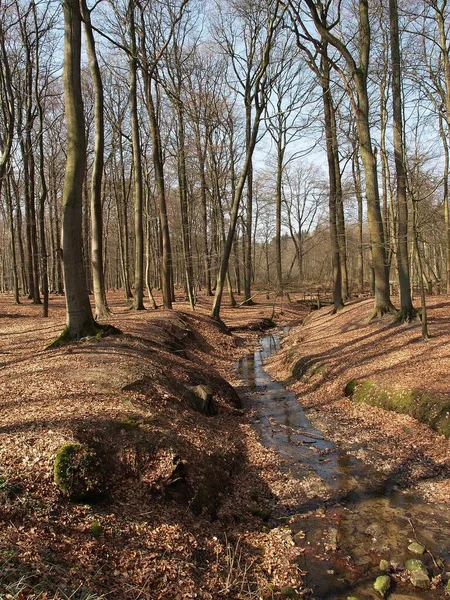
[2,292,450,600]
[0,291,309,600]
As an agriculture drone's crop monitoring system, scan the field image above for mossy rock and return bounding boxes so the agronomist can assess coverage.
[408,542,425,555]
[345,380,450,438]
[54,443,106,502]
[373,575,390,597]
[405,558,427,573]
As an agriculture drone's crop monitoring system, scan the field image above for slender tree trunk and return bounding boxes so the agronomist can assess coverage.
[352,142,364,293]
[389,0,414,321]
[144,77,173,309]
[176,103,195,309]
[196,136,212,296]
[4,176,20,303]
[243,100,254,305]
[322,48,343,312]
[211,105,264,320]
[438,115,450,293]
[275,123,284,293]
[128,1,144,310]
[81,0,110,319]
[58,0,97,341]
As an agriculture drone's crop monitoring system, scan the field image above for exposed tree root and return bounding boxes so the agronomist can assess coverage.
[46,322,122,349]
[395,307,418,324]
[368,303,397,320]
[332,303,344,314]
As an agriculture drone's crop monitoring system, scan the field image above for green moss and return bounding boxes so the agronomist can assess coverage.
[248,488,259,500]
[346,380,450,438]
[54,443,105,501]
[119,415,140,430]
[90,520,103,538]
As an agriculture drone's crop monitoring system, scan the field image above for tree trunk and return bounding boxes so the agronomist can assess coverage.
[352,142,364,294]
[389,0,414,321]
[243,101,254,305]
[81,0,110,319]
[322,48,343,312]
[128,0,145,310]
[57,0,97,342]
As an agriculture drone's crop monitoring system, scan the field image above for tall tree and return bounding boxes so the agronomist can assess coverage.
[211,0,284,321]
[389,0,415,321]
[81,0,110,319]
[56,0,97,341]
[300,0,394,316]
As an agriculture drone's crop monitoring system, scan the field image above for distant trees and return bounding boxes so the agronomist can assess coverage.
[1,0,450,327]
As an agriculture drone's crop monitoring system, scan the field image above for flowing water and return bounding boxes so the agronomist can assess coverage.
[237,329,450,599]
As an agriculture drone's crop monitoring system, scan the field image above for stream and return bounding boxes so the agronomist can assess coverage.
[237,328,450,600]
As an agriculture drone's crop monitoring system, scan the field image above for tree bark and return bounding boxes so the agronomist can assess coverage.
[322,48,343,312]
[128,0,145,310]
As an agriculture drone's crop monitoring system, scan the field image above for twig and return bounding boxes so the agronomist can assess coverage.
[407,517,441,572]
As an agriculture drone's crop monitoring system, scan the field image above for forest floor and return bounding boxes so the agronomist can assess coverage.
[0,291,450,600]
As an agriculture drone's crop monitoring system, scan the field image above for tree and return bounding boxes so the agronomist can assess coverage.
[211,0,284,321]
[389,0,415,321]
[81,0,110,319]
[56,0,97,341]
[299,0,394,316]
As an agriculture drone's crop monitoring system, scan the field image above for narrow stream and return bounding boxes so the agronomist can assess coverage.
[237,329,450,599]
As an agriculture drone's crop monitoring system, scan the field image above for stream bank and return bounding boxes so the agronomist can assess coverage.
[238,327,450,599]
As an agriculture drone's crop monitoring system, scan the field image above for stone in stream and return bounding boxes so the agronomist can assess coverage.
[409,570,431,589]
[407,541,425,555]
[405,559,430,589]
[405,558,427,572]
[373,575,390,598]
[379,559,390,572]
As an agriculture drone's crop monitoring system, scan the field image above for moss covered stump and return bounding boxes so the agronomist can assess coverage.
[54,443,105,502]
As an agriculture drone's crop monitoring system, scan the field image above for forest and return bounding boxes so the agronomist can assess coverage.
[1,0,450,599]
[0,0,448,327]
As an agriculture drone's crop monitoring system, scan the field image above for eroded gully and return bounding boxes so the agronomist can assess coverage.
[236,328,450,600]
